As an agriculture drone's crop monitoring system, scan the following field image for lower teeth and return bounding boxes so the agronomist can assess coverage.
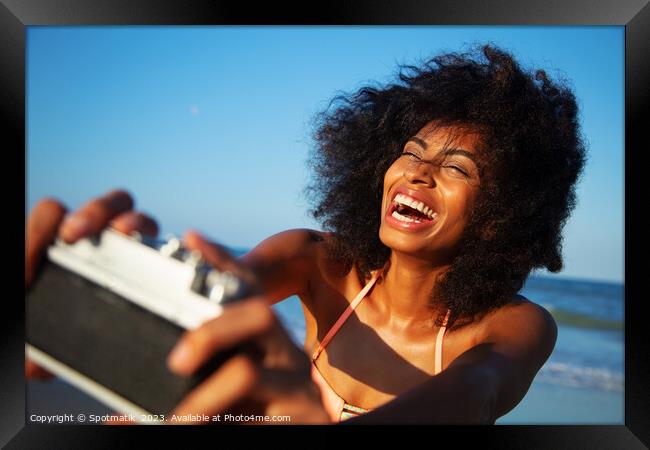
[392,211,422,223]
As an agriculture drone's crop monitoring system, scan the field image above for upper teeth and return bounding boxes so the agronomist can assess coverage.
[394,193,437,220]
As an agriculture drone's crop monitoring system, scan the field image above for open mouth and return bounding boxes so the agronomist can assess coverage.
[389,193,438,224]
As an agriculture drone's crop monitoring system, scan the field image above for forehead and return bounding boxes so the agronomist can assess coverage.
[412,121,483,153]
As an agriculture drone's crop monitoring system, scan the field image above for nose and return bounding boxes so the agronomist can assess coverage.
[404,158,437,187]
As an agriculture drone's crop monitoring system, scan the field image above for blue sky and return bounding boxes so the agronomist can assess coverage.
[26,26,624,283]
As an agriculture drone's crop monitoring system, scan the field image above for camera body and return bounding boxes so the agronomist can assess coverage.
[26,228,252,421]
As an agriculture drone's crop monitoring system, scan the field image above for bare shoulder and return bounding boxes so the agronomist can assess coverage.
[448,296,558,421]
[476,295,558,364]
[488,295,556,331]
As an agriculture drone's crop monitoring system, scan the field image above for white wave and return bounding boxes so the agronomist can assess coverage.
[536,362,624,392]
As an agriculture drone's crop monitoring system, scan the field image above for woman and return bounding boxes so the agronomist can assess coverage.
[25,45,586,424]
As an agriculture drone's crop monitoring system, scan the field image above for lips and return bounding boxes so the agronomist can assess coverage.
[384,186,440,231]
[390,193,437,221]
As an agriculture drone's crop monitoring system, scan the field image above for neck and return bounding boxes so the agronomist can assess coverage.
[372,251,449,330]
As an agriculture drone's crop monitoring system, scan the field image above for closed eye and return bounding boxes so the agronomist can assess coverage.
[445,165,468,176]
[404,152,467,174]
[402,151,421,160]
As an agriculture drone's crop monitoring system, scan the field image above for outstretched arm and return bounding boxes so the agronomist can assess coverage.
[236,229,323,304]
[346,300,557,424]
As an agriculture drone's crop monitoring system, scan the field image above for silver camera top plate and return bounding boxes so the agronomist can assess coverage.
[47,228,247,330]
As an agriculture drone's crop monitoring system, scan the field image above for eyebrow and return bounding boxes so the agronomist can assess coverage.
[407,137,478,164]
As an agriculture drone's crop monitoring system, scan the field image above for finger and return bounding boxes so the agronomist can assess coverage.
[59,189,134,243]
[237,368,330,424]
[25,359,55,381]
[169,353,259,423]
[110,211,159,237]
[25,198,67,287]
[247,367,307,401]
[167,297,274,376]
[183,230,242,275]
[183,230,261,297]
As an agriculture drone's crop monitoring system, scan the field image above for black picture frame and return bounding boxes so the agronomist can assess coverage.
[3,1,647,448]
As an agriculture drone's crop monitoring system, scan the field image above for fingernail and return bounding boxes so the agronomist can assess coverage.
[120,213,141,231]
[168,343,191,371]
[61,215,91,242]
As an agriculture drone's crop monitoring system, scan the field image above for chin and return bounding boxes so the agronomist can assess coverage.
[378,221,459,265]
[379,223,431,256]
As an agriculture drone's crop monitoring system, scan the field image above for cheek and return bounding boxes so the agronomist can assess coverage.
[446,185,479,221]
[384,162,399,183]
[382,163,401,194]
[380,164,401,217]
[384,160,401,182]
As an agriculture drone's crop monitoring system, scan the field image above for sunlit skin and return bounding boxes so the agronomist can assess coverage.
[25,122,557,424]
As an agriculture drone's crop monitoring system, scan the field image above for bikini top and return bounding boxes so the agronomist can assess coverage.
[310,271,452,422]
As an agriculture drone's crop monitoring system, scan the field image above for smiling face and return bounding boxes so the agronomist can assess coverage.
[379,121,483,264]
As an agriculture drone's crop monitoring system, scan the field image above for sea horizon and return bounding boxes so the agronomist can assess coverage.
[225,245,625,287]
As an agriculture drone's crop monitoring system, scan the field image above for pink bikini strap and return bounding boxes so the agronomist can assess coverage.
[312,272,379,361]
[434,308,451,375]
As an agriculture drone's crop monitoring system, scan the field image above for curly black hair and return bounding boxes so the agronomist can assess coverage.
[305,44,587,330]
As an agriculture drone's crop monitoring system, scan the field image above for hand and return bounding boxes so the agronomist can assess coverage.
[25,189,159,380]
[165,231,330,425]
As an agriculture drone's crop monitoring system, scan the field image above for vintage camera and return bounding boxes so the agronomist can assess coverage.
[26,228,254,422]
